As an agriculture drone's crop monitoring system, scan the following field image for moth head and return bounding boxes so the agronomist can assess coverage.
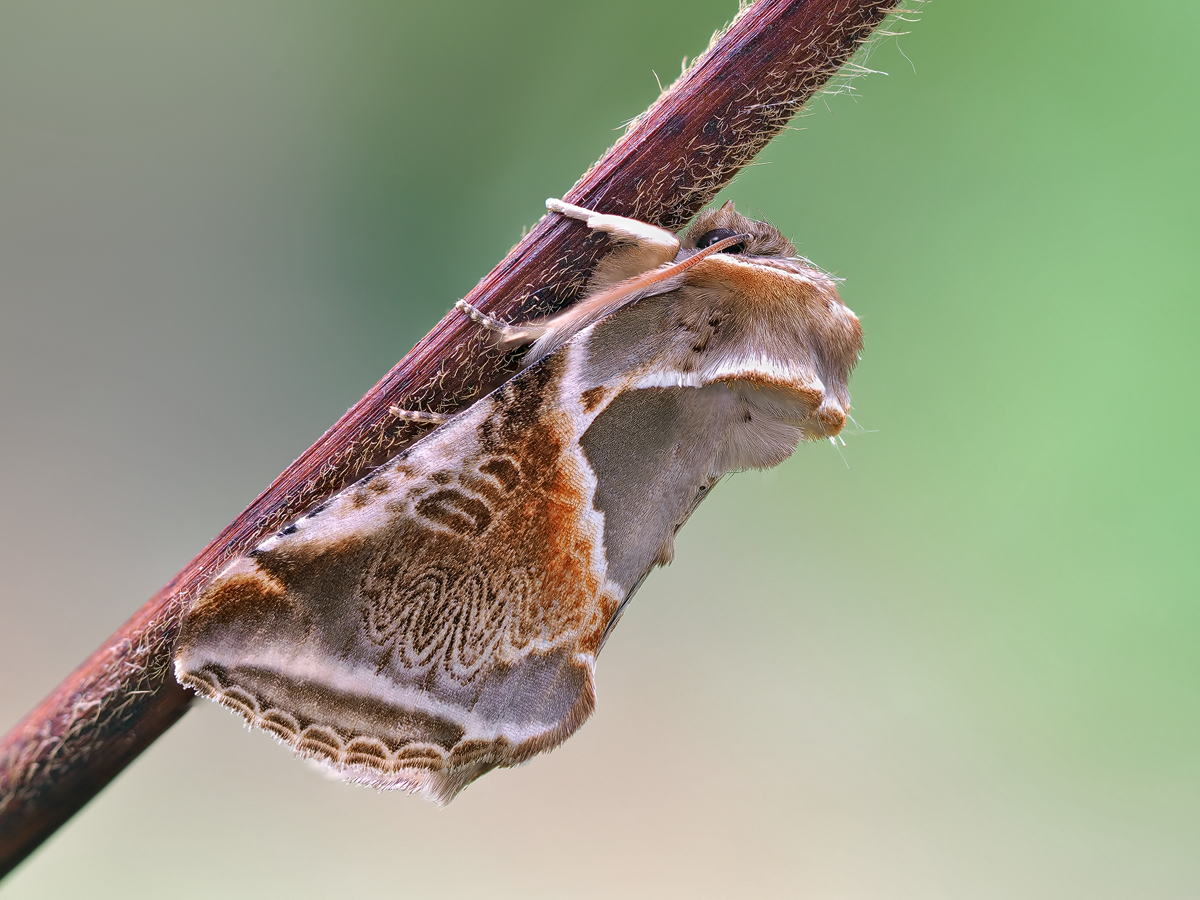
[678,201,863,444]
[683,200,796,258]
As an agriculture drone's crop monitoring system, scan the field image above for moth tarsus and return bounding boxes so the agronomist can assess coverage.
[454,298,514,334]
[454,299,545,347]
[176,197,863,805]
[544,197,591,220]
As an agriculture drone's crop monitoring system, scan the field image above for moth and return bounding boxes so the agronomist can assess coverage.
[174,198,862,803]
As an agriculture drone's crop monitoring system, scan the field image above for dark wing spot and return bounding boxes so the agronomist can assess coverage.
[478,457,521,492]
[415,489,493,535]
[579,386,607,413]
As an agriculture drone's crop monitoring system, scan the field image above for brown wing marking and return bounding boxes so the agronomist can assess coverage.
[175,352,619,803]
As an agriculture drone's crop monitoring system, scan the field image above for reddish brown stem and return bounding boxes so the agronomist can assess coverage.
[0,0,897,877]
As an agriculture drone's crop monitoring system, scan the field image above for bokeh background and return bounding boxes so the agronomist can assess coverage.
[2,0,1197,896]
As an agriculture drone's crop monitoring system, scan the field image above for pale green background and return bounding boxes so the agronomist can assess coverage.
[1,1,1197,897]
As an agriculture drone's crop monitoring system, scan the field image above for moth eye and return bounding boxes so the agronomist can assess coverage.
[695,228,746,254]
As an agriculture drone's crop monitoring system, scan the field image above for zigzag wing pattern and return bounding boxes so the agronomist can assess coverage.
[176,351,624,803]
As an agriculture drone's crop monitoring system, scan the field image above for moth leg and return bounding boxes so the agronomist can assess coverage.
[547,198,680,290]
[389,406,449,426]
[455,299,548,348]
[546,198,679,257]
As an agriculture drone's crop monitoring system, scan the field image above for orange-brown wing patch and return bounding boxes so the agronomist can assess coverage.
[175,352,619,803]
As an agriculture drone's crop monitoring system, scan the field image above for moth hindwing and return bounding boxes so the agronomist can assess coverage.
[174,197,863,803]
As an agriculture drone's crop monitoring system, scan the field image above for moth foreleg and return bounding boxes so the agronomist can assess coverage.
[455,299,548,348]
[389,407,449,426]
[546,198,679,257]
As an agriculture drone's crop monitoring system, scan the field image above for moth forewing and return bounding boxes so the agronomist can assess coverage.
[174,198,862,803]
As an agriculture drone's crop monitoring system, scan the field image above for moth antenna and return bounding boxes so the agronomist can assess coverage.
[563,231,749,320]
[655,231,749,270]
[556,231,749,317]
[518,230,752,368]
[455,299,547,347]
[389,407,449,426]
[563,229,750,309]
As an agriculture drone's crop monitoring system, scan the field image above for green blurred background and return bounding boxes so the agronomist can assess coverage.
[1,0,1197,896]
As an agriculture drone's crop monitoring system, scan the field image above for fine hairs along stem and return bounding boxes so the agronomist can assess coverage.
[0,0,903,878]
